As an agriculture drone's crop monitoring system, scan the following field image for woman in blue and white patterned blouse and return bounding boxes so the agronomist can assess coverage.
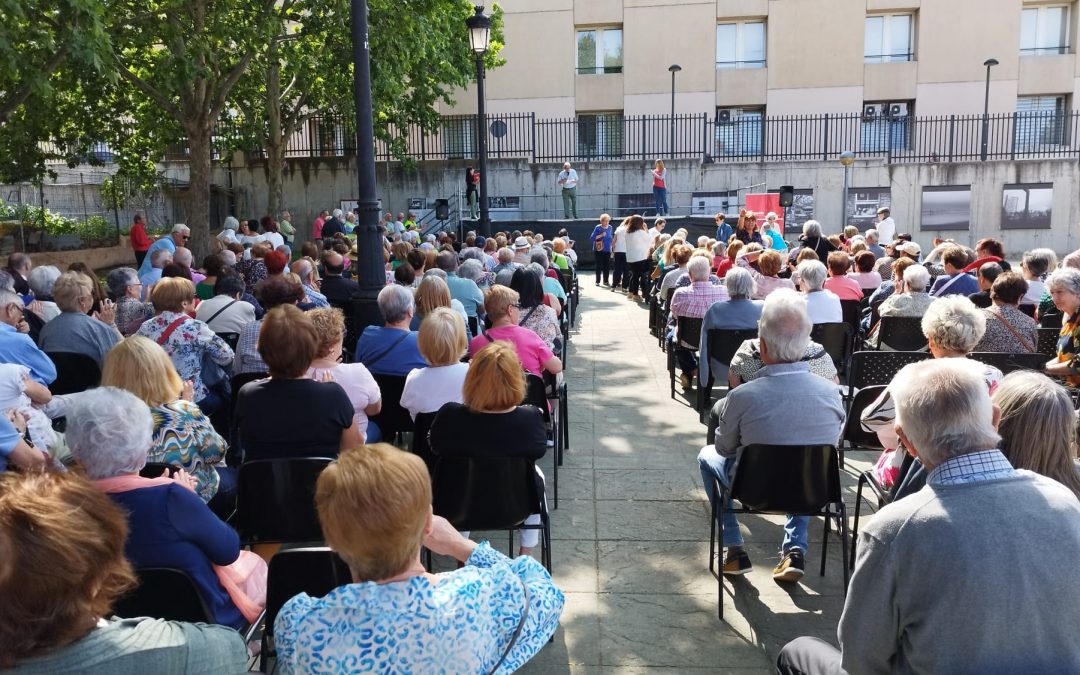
[274,443,565,674]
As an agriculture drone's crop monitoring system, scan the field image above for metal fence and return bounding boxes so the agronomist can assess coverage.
[67,109,1080,167]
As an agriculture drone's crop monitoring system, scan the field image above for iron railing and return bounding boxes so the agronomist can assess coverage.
[57,110,1080,167]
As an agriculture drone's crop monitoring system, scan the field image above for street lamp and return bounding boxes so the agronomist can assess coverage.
[349,0,385,329]
[839,151,855,229]
[466,6,492,236]
[668,64,681,155]
[980,58,999,161]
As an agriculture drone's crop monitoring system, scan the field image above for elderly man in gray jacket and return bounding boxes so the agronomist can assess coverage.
[697,289,845,583]
[777,357,1080,674]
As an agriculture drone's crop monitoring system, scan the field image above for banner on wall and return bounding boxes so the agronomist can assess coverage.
[745,193,783,229]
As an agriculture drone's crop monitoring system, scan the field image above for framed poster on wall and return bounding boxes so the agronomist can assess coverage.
[1002,183,1053,229]
[920,186,971,231]
[846,188,891,231]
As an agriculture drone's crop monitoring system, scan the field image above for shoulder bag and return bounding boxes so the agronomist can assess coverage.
[990,309,1036,353]
[488,578,530,674]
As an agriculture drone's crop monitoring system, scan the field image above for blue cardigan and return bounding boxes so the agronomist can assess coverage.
[109,483,245,629]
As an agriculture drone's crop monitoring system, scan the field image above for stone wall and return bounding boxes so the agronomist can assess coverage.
[29,236,135,271]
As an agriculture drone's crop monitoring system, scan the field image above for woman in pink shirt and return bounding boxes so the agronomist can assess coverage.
[651,159,669,216]
[847,250,883,290]
[468,286,562,377]
[823,251,865,301]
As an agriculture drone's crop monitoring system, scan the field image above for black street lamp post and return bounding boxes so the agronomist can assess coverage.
[668,64,681,155]
[980,57,999,161]
[466,6,492,237]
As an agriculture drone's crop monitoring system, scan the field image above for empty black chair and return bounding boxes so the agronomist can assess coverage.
[1037,327,1060,359]
[112,568,214,624]
[697,328,758,421]
[368,374,414,443]
[845,351,931,403]
[410,411,439,473]
[810,322,850,374]
[876,316,927,352]
[46,351,101,395]
[260,547,351,669]
[236,457,333,545]
[707,444,848,619]
[226,371,269,458]
[842,385,887,452]
[967,352,1047,374]
[1040,312,1063,329]
[668,315,704,399]
[430,454,551,572]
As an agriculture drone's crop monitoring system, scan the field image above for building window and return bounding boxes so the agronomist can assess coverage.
[1015,95,1068,150]
[715,21,766,69]
[1021,5,1069,55]
[864,13,914,62]
[860,101,912,152]
[715,107,764,156]
[442,117,475,159]
[577,113,624,158]
[576,28,623,74]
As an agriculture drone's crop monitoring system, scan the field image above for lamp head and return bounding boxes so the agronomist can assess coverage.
[466,6,491,55]
[839,150,856,167]
[983,58,999,67]
[668,64,682,73]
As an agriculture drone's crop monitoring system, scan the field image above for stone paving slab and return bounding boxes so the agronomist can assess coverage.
[518,279,877,674]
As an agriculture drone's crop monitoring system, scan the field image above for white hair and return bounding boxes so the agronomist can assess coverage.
[802,220,822,238]
[865,228,879,243]
[459,258,484,283]
[377,284,414,324]
[171,223,190,234]
[687,256,712,281]
[1048,267,1080,296]
[497,248,514,264]
[921,296,986,353]
[1024,248,1058,278]
[797,260,827,291]
[725,267,756,298]
[67,387,153,480]
[903,265,931,291]
[27,265,61,298]
[333,209,344,218]
[172,247,193,267]
[220,250,237,266]
[223,216,239,230]
[890,359,1001,467]
[758,289,811,363]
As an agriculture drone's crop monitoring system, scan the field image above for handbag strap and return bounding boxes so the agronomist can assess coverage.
[488,577,530,674]
[518,305,539,326]
[991,308,1036,353]
[203,300,238,326]
[156,316,188,346]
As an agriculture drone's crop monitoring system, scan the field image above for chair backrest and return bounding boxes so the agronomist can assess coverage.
[557,270,573,294]
[1018,303,1036,318]
[705,328,758,376]
[1040,312,1064,329]
[843,384,888,449]
[112,568,214,623]
[1037,327,1060,359]
[236,457,333,544]
[877,316,928,352]
[46,351,101,395]
[430,455,542,532]
[810,322,849,370]
[264,547,351,639]
[411,411,439,473]
[848,350,931,392]
[730,444,841,513]
[967,352,1048,374]
[522,374,553,424]
[839,299,862,333]
[676,316,704,349]
[216,332,241,350]
[368,374,414,438]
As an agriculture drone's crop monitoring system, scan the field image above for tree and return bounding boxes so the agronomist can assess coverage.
[104,0,279,256]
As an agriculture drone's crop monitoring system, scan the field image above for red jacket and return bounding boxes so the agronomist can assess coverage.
[130,222,151,252]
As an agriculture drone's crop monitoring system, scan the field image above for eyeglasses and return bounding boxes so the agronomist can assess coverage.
[509,303,522,309]
[181,236,190,241]
[7,303,23,316]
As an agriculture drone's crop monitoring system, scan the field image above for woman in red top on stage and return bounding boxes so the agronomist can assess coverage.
[129,213,152,268]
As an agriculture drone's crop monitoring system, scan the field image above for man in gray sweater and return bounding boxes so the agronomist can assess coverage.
[777,358,1080,674]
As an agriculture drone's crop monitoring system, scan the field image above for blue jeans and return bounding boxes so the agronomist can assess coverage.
[697,444,809,552]
[653,186,668,216]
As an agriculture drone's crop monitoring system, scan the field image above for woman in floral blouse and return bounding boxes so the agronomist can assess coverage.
[235,241,270,294]
[1045,267,1080,386]
[274,443,564,674]
[101,336,232,511]
[510,268,560,353]
[136,277,234,415]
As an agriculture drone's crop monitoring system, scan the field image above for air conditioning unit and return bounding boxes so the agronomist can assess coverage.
[888,102,910,118]
[717,109,733,124]
[863,104,882,121]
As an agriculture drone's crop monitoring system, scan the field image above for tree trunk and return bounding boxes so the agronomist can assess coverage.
[264,50,284,218]
[185,125,213,259]
[266,138,285,218]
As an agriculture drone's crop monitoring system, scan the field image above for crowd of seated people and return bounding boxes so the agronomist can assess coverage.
[0,217,574,671]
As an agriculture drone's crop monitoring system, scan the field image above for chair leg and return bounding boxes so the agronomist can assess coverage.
[560,384,569,460]
[668,348,676,399]
[717,478,726,621]
[838,503,850,591]
[820,510,830,577]
[851,473,868,570]
[544,517,553,573]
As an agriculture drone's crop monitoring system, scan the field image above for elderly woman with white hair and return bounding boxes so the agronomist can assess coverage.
[105,267,153,336]
[1021,248,1057,307]
[797,219,837,261]
[355,284,428,377]
[863,295,1002,490]
[37,271,121,368]
[69,387,266,631]
[26,265,61,322]
[458,257,493,291]
[1045,267,1080,386]
[796,260,842,324]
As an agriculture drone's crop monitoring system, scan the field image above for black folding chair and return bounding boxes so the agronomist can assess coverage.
[410,411,439,474]
[1037,327,1060,359]
[259,547,351,671]
[810,322,850,375]
[46,351,101,395]
[112,567,215,624]
[668,316,704,400]
[216,332,241,350]
[1018,303,1037,318]
[875,316,927,352]
[844,351,931,405]
[236,457,333,545]
[707,444,849,620]
[841,385,887,451]
[226,371,269,460]
[697,328,758,423]
[430,454,552,571]
[1040,312,1063,329]
[524,374,559,508]
[967,352,1047,374]
[850,451,917,570]
[368,374,414,444]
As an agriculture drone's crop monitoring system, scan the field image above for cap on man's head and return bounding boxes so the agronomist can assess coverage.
[896,241,921,256]
[514,236,530,249]
[877,207,890,215]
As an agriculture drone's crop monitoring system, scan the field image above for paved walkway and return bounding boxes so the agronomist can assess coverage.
[508,278,876,674]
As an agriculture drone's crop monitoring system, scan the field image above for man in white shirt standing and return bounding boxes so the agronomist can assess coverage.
[556,162,579,219]
[876,207,896,244]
